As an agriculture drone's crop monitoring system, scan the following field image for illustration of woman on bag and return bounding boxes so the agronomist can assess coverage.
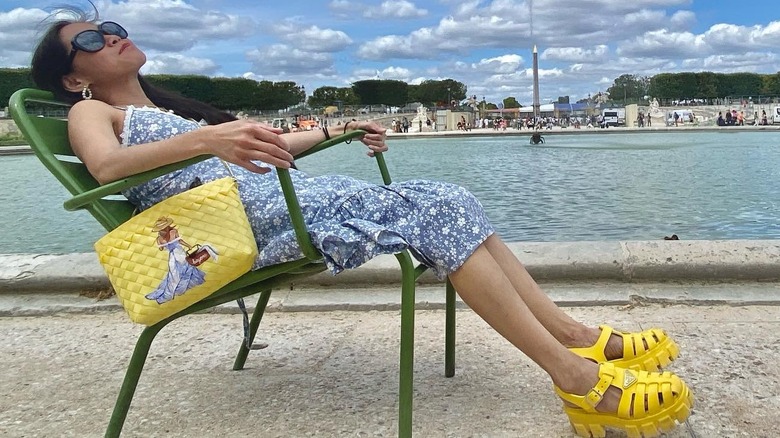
[145,216,219,304]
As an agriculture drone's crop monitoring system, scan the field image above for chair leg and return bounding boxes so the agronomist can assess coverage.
[233,289,273,371]
[396,251,416,438]
[105,323,166,438]
[444,278,456,378]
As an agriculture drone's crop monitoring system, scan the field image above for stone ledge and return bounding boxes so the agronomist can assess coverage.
[1,240,778,294]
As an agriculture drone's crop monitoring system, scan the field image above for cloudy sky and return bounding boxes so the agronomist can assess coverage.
[1,0,779,105]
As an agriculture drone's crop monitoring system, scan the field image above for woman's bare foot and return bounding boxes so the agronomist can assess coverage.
[555,359,622,413]
[570,326,651,362]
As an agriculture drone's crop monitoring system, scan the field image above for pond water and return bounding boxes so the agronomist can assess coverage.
[1,130,778,254]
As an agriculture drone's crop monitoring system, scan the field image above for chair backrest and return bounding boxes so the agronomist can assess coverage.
[9,88,135,231]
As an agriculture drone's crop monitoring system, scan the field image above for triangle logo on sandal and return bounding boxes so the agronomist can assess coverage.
[623,370,637,388]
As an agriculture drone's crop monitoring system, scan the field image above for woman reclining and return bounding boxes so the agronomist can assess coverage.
[31,11,693,437]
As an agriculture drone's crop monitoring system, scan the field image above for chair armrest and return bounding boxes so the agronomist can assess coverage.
[64,129,376,212]
[277,128,394,261]
[294,129,365,159]
[63,156,211,211]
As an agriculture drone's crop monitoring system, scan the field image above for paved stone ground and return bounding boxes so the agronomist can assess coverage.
[1,304,778,437]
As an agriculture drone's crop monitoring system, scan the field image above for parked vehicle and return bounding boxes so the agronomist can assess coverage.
[773,106,780,124]
[271,118,289,129]
[601,108,625,127]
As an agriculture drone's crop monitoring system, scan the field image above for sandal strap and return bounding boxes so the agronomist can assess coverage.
[569,325,614,363]
[555,363,618,413]
[623,328,663,357]
[585,363,616,408]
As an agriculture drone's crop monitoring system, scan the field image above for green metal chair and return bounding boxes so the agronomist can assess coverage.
[9,88,458,437]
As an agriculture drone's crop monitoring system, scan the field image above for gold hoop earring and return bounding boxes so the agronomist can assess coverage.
[82,86,93,100]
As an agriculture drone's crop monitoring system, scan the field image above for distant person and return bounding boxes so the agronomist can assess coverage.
[761,110,768,125]
[673,112,679,127]
[725,111,732,126]
[529,132,545,144]
[716,112,726,126]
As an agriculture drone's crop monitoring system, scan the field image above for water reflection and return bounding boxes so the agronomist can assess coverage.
[1,131,778,254]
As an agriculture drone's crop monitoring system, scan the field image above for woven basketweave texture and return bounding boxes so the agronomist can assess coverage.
[94,177,258,325]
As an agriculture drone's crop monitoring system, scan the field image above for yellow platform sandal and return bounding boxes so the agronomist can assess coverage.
[555,363,694,438]
[570,325,679,372]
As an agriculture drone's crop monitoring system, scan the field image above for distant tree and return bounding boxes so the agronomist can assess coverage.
[274,81,305,109]
[649,71,776,102]
[607,74,649,103]
[309,86,340,108]
[253,80,302,110]
[308,86,360,109]
[503,96,521,108]
[649,73,683,100]
[408,79,466,107]
[352,79,408,106]
[761,72,780,96]
[0,68,34,107]
[145,74,216,103]
[724,73,763,97]
[695,72,719,99]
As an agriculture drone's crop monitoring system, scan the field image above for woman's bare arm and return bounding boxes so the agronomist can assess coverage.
[68,100,294,184]
[281,120,388,158]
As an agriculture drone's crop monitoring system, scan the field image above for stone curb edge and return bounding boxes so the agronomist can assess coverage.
[1,240,779,294]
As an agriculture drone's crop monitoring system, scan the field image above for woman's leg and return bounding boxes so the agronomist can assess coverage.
[448,243,621,409]
[482,234,622,359]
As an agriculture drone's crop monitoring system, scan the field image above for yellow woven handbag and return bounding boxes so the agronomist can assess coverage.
[94,177,258,325]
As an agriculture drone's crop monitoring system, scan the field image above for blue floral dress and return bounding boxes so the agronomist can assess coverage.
[120,106,494,279]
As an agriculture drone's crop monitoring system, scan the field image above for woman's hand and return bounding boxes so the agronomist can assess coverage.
[349,120,388,157]
[200,119,293,173]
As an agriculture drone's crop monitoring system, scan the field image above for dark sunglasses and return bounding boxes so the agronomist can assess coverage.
[68,21,129,65]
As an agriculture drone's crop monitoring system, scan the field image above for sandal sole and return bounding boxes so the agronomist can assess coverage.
[563,385,694,438]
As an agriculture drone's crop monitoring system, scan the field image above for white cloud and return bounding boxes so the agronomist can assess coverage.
[0,7,50,65]
[670,10,696,29]
[542,46,609,63]
[246,44,336,77]
[141,53,219,75]
[471,54,524,74]
[364,0,427,19]
[349,65,413,82]
[99,0,254,52]
[275,24,353,52]
[682,52,780,72]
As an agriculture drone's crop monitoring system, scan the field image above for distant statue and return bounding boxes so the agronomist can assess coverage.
[467,95,478,111]
[416,105,427,121]
[649,98,662,116]
[411,105,428,133]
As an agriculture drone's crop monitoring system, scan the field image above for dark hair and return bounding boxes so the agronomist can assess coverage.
[30,11,236,125]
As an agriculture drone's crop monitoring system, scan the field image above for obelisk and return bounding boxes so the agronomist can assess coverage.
[532,45,540,121]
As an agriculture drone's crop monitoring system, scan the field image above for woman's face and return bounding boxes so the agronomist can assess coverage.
[59,22,146,83]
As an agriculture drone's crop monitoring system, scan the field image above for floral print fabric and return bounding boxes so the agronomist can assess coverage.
[119,106,494,279]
